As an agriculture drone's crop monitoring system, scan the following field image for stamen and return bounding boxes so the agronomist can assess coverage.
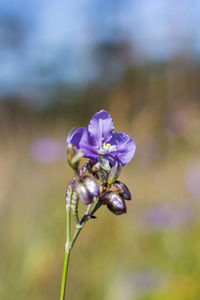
[103,142,111,148]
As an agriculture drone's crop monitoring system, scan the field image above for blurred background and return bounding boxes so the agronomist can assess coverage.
[1,0,200,299]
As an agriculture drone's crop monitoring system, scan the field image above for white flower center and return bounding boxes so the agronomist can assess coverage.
[99,142,116,154]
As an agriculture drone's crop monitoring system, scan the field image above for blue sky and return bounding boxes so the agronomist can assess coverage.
[0,0,200,100]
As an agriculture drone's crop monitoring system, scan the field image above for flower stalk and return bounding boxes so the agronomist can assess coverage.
[59,110,136,299]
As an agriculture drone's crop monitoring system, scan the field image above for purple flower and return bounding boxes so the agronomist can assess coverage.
[69,110,136,166]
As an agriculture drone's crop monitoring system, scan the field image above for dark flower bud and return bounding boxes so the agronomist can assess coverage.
[107,163,121,185]
[81,176,100,198]
[111,181,131,200]
[76,183,91,204]
[98,191,110,205]
[99,192,127,215]
[76,176,100,204]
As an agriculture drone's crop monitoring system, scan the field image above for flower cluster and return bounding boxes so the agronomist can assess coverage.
[66,110,136,218]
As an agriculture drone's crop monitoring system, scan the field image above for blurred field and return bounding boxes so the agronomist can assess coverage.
[1,64,200,300]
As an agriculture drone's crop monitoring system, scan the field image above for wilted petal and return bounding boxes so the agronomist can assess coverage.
[70,127,99,159]
[108,132,136,166]
[88,110,114,148]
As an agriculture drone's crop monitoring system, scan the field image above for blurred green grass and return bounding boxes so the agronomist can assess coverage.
[0,95,200,300]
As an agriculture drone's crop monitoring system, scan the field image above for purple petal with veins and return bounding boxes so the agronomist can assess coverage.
[68,110,136,166]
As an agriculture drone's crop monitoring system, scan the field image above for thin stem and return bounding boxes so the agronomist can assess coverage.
[60,188,72,300]
[59,225,83,300]
[70,225,83,249]
[85,203,94,215]
[80,201,102,225]
[60,246,71,300]
[59,161,91,300]
[66,204,71,243]
[74,211,80,225]
[65,185,72,244]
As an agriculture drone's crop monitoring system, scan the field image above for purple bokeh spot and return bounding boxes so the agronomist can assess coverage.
[164,110,188,138]
[124,269,166,298]
[184,164,200,199]
[30,137,65,164]
[140,203,197,231]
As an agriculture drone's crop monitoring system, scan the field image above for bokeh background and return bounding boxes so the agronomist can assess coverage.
[1,1,200,299]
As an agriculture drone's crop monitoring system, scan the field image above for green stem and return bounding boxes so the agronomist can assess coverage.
[60,189,72,300]
[80,201,102,225]
[59,226,83,300]
[60,182,84,300]
[60,246,71,300]
[71,226,83,249]
[59,162,98,300]
[66,204,71,243]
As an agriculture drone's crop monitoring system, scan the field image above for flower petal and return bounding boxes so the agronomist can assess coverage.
[88,110,114,148]
[70,127,99,159]
[108,132,136,166]
[102,154,121,166]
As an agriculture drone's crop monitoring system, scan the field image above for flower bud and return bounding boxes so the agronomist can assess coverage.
[99,155,111,171]
[111,181,131,200]
[66,143,84,170]
[66,128,85,169]
[76,183,91,204]
[76,176,100,204]
[99,191,127,215]
[96,168,108,183]
[81,176,100,198]
[107,163,121,185]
